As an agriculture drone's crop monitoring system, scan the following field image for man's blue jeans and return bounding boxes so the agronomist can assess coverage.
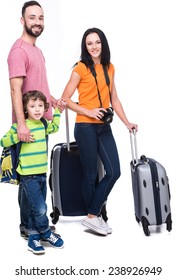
[74,122,121,216]
[20,174,49,235]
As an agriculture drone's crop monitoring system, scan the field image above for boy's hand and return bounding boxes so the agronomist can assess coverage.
[57,98,67,112]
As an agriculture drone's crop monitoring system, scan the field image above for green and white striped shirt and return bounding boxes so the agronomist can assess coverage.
[0,108,60,175]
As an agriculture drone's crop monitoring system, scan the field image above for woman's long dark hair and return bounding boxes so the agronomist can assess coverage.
[78,28,111,70]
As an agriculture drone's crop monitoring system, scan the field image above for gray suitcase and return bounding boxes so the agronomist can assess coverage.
[130,130,172,236]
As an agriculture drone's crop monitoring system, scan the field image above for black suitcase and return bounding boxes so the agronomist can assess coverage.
[130,130,172,236]
[49,109,105,224]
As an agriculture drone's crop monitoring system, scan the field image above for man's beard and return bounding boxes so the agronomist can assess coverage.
[24,23,44,38]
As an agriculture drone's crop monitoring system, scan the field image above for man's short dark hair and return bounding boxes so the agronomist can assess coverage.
[22,1,41,17]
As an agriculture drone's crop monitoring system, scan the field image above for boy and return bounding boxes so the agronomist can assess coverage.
[0,90,64,254]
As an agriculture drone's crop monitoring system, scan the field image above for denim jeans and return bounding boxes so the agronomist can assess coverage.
[74,122,121,216]
[18,183,29,234]
[20,174,50,235]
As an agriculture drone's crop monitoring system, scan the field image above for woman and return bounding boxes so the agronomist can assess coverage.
[59,27,138,236]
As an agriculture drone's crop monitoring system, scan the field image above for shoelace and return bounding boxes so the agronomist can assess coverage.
[47,234,58,243]
[33,240,42,247]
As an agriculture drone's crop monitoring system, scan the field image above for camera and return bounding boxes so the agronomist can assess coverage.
[99,107,114,124]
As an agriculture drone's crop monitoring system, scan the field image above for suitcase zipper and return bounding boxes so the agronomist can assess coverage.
[149,160,162,225]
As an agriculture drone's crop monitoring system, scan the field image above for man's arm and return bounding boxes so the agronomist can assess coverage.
[9,77,30,142]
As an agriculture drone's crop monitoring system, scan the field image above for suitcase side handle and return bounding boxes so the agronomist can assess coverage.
[130,129,138,165]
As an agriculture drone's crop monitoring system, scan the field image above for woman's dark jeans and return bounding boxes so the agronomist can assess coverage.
[74,122,121,216]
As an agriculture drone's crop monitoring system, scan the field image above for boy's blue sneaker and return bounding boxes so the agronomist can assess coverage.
[41,230,64,248]
[28,234,45,255]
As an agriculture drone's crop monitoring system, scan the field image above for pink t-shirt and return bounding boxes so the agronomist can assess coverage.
[7,38,53,121]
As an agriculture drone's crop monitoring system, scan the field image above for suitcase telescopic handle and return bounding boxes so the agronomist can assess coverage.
[65,108,70,151]
[130,129,138,165]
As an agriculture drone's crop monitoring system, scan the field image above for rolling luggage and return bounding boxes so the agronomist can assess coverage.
[130,129,172,236]
[49,109,105,224]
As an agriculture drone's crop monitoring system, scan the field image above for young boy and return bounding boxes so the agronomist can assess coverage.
[0,90,64,254]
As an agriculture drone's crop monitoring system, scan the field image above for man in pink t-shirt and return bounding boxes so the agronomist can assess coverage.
[7,1,57,142]
[7,1,64,242]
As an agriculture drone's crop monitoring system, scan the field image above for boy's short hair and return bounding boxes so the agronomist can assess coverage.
[23,90,50,118]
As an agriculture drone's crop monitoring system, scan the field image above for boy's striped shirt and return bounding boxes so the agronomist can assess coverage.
[0,108,60,175]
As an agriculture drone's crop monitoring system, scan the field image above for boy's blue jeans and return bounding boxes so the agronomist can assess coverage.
[18,183,28,234]
[74,122,121,216]
[19,174,49,235]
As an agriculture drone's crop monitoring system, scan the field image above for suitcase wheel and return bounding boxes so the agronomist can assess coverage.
[143,226,150,236]
[166,213,172,232]
[141,216,150,236]
[101,203,108,222]
[50,207,60,224]
[166,223,172,232]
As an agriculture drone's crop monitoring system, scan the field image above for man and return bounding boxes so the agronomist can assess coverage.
[7,1,61,239]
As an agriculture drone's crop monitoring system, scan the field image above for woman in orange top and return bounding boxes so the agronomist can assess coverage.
[60,27,138,235]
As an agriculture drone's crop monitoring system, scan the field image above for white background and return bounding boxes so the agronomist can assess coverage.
[0,0,176,279]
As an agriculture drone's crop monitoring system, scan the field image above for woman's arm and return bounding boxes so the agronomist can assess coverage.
[111,75,138,132]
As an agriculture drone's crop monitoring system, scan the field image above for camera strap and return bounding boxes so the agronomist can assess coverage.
[90,65,112,108]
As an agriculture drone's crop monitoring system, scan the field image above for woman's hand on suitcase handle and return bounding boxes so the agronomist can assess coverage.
[126,122,138,133]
